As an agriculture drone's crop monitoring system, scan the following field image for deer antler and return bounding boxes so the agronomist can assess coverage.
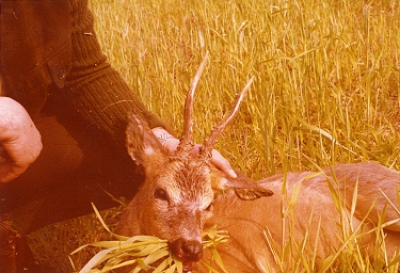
[175,51,209,156]
[199,76,255,159]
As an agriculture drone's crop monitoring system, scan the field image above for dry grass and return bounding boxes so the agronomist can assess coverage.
[27,0,400,272]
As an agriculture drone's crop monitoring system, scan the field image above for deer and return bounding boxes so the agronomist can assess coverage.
[116,53,400,272]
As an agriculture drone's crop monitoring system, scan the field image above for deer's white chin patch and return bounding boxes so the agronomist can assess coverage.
[183,261,193,273]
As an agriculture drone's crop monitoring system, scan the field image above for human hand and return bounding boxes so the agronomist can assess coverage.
[0,97,43,183]
[151,127,237,178]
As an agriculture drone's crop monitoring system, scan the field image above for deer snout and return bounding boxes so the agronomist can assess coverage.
[169,238,203,263]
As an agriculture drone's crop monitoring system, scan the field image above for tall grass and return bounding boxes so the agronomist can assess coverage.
[89,0,400,175]
[28,0,399,272]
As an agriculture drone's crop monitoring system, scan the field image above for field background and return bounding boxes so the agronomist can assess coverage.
[28,0,399,272]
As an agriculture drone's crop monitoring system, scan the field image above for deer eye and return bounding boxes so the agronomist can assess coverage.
[154,187,168,201]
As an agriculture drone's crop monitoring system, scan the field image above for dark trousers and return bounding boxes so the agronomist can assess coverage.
[0,89,142,234]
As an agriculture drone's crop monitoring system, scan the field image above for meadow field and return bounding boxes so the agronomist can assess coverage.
[28,0,400,272]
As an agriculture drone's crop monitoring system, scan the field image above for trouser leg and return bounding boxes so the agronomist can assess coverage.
[0,90,142,234]
[0,89,142,272]
[0,89,142,273]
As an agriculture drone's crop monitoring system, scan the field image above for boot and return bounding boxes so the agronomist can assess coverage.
[0,221,18,273]
[0,221,46,273]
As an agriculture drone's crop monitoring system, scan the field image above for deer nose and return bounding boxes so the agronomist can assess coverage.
[169,238,203,262]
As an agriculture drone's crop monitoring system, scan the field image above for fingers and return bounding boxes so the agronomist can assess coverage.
[0,144,32,183]
[152,127,237,178]
[210,149,237,178]
[0,161,27,183]
[0,136,42,183]
[189,144,237,178]
[0,97,43,183]
[163,138,179,154]
[151,127,177,153]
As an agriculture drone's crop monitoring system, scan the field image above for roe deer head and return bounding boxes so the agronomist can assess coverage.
[116,53,272,271]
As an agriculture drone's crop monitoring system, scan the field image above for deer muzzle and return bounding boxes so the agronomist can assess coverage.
[169,238,203,267]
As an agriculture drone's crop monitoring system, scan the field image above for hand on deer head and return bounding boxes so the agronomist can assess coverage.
[117,53,273,271]
[151,127,238,179]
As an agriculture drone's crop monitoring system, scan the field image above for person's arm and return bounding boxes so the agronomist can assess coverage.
[64,0,174,145]
[65,1,236,178]
[0,97,42,183]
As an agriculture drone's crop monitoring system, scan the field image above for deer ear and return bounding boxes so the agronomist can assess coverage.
[211,168,274,201]
[126,110,168,167]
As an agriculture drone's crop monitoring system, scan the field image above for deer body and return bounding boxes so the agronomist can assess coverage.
[116,54,400,272]
[197,162,400,272]
[117,159,400,272]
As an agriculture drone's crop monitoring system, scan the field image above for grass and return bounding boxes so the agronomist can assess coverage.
[264,171,400,273]
[69,205,228,273]
[27,0,400,272]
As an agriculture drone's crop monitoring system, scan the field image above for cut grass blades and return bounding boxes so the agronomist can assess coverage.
[71,204,228,273]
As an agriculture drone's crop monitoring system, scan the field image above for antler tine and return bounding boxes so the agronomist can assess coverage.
[176,51,209,155]
[200,76,255,158]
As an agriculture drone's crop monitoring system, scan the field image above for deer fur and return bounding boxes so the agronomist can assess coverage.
[197,162,400,272]
[116,55,400,272]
